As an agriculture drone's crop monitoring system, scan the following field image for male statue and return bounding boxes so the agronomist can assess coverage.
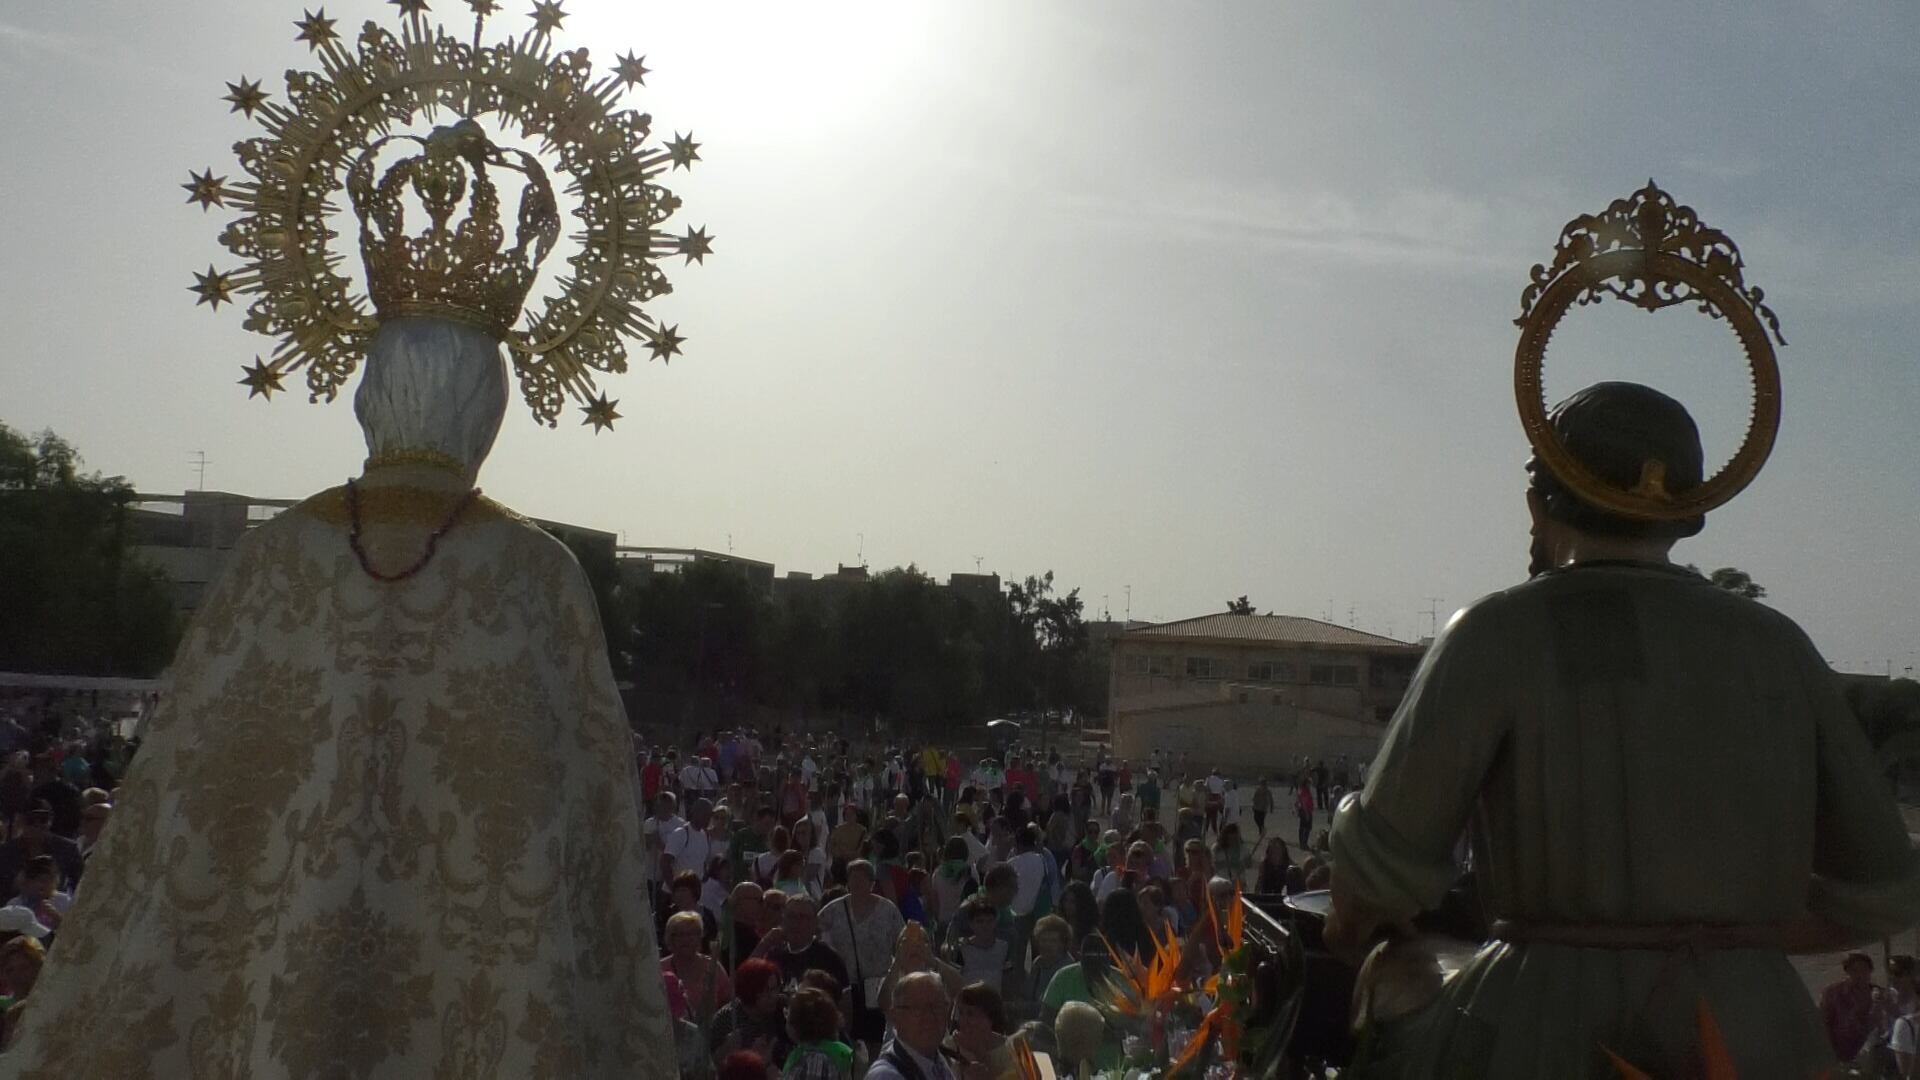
[1328,382,1920,1076]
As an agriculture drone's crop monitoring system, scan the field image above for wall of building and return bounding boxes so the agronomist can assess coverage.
[1109,639,1417,724]
[1109,696,1383,777]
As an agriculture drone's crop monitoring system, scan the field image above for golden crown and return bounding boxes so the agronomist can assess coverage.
[185,1,713,432]
[348,120,559,338]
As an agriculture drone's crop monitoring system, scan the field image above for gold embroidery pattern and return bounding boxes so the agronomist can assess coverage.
[263,886,437,1078]
[433,970,510,1080]
[7,504,670,1077]
[186,974,259,1080]
[417,654,563,868]
[14,961,179,1080]
[174,645,332,884]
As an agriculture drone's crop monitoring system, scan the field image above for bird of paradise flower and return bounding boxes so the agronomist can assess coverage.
[1093,884,1254,1077]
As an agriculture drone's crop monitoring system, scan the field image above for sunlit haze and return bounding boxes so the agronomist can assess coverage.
[2,1,1915,672]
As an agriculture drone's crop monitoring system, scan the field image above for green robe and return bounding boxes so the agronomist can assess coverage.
[1332,562,1920,1078]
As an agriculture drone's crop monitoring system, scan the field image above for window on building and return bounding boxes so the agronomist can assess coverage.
[1368,654,1420,689]
[1185,657,1219,679]
[1310,664,1360,686]
[1123,654,1150,675]
[1247,661,1295,682]
[1148,656,1174,676]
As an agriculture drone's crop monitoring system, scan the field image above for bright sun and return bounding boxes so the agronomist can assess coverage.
[591,1,940,143]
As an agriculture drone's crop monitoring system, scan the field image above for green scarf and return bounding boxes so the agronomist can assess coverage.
[785,1040,854,1073]
[938,858,970,881]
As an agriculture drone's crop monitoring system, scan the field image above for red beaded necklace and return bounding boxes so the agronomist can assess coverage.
[345,478,481,583]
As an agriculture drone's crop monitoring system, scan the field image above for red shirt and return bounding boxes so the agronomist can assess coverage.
[641,762,662,801]
[1821,979,1880,1061]
[945,758,962,790]
[1006,767,1039,802]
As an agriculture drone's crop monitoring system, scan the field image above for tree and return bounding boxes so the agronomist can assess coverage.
[1226,596,1257,616]
[0,423,180,676]
[1007,572,1094,742]
[1685,564,1766,600]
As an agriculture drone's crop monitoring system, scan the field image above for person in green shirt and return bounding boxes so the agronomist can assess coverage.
[781,985,853,1080]
[731,805,777,886]
[1040,934,1112,1022]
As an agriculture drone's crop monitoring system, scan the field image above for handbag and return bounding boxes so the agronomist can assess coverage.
[840,901,888,1043]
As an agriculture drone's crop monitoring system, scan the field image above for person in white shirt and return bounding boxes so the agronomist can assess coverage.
[954,811,990,872]
[801,753,818,793]
[641,792,684,888]
[1006,825,1048,918]
[6,857,72,930]
[1094,842,1153,904]
[663,799,718,881]
[1889,954,1920,1077]
[679,758,705,796]
[819,860,906,1044]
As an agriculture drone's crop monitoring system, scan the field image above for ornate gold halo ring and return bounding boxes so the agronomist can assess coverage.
[1513,182,1785,521]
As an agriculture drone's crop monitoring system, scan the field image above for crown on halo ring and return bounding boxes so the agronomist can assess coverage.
[1513,180,1785,520]
[186,1,713,432]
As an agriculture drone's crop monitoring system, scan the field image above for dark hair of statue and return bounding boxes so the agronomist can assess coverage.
[1527,381,1707,542]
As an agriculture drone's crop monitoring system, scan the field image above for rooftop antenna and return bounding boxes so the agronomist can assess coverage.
[727,533,734,554]
[189,450,210,491]
[1348,603,1357,628]
[1423,597,1444,639]
[1124,584,1132,622]
[857,532,865,568]
[1102,594,1110,621]
[974,555,983,574]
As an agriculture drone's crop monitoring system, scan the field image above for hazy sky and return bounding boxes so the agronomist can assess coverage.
[3,1,1916,673]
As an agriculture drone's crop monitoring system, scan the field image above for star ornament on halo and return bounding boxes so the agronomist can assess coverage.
[190,265,237,310]
[665,132,701,170]
[580,392,621,432]
[293,8,339,47]
[613,51,650,88]
[528,0,566,34]
[389,0,431,17]
[182,168,228,210]
[676,227,714,265]
[238,358,286,400]
[222,77,270,117]
[648,323,686,363]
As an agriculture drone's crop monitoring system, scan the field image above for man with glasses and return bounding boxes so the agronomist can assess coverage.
[867,971,956,1080]
[751,895,848,991]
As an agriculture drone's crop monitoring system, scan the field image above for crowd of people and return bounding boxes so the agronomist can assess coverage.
[1821,951,1920,1077]
[0,700,132,1047]
[636,728,1350,1079]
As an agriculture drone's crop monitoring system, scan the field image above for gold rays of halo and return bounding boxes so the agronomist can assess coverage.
[1513,181,1784,521]
[185,0,712,431]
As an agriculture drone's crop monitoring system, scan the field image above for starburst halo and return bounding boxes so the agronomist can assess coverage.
[185,1,712,430]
